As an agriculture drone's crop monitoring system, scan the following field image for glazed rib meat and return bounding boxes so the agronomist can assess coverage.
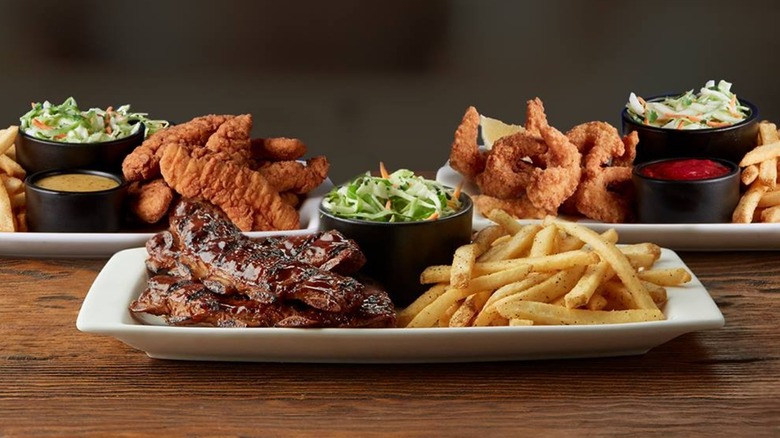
[130,199,395,328]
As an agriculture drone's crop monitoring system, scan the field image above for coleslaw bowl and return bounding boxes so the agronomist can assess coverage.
[16,126,144,174]
[318,192,473,307]
[622,97,759,164]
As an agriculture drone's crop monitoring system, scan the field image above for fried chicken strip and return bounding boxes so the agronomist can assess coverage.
[256,156,329,194]
[160,143,300,231]
[122,114,236,182]
[128,178,175,224]
[193,114,252,164]
[250,137,308,161]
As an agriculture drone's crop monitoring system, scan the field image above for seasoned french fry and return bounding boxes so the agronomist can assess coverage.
[496,300,665,325]
[464,265,532,293]
[15,211,27,232]
[638,268,692,286]
[552,220,657,310]
[420,265,451,284]
[10,192,24,208]
[397,283,448,327]
[760,205,780,223]
[556,233,584,253]
[642,281,668,305]
[0,174,24,194]
[490,235,511,247]
[0,183,15,232]
[0,155,25,179]
[479,273,553,317]
[739,140,780,167]
[556,228,617,252]
[528,223,558,257]
[759,121,779,143]
[509,319,534,326]
[485,208,524,234]
[450,243,478,289]
[477,224,540,262]
[586,293,608,311]
[564,261,609,309]
[741,164,759,185]
[504,267,584,304]
[759,159,777,190]
[621,243,662,269]
[438,301,462,327]
[406,287,475,328]
[475,250,599,275]
[733,183,769,223]
[449,291,491,327]
[0,126,18,156]
[5,144,16,161]
[599,282,636,309]
[472,225,506,255]
[758,190,780,208]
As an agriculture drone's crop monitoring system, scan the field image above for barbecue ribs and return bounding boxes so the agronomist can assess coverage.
[130,199,396,328]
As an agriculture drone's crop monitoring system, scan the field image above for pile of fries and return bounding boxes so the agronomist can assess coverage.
[397,210,691,328]
[0,126,26,232]
[734,121,780,223]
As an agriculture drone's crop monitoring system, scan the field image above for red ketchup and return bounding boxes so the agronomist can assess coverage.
[640,159,731,180]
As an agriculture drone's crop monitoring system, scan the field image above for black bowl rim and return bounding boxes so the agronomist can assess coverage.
[632,157,740,184]
[18,122,145,147]
[319,191,473,227]
[25,169,127,195]
[621,95,759,134]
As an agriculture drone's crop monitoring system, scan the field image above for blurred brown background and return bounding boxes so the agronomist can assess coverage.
[1,0,778,184]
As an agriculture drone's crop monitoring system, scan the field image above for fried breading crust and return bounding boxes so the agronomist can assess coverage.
[449,106,485,181]
[250,137,308,162]
[122,114,235,182]
[193,114,252,163]
[256,156,330,194]
[128,178,175,224]
[160,144,300,231]
[473,194,548,220]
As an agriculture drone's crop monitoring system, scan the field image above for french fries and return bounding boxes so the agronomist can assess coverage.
[0,126,25,232]
[399,214,691,328]
[734,121,780,222]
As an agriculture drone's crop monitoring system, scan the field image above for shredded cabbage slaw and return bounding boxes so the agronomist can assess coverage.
[20,97,168,143]
[626,80,749,130]
[322,166,462,222]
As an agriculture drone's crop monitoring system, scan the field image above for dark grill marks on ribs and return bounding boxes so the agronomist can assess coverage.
[130,198,396,328]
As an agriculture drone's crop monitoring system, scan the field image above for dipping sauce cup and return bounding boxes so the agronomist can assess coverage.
[25,169,127,232]
[633,158,740,223]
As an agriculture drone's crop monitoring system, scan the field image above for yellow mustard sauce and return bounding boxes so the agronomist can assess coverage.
[36,173,120,192]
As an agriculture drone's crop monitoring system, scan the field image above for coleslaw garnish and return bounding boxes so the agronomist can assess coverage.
[19,97,169,143]
[322,164,462,222]
[626,80,749,130]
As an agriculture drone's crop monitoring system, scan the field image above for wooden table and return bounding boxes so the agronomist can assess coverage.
[1,249,779,436]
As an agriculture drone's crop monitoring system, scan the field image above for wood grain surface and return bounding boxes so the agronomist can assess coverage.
[1,251,779,437]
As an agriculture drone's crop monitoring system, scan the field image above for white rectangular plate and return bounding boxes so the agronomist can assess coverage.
[76,247,724,363]
[0,180,331,258]
[437,163,780,251]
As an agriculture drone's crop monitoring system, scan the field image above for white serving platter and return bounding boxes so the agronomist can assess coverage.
[0,180,331,258]
[76,247,724,363]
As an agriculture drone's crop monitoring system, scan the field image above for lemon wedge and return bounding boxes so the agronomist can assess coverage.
[480,115,524,149]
